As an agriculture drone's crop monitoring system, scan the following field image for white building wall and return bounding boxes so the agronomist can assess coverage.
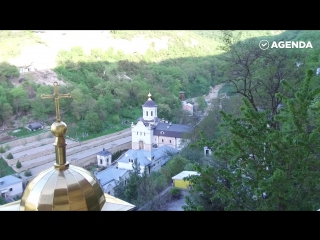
[131,121,153,151]
[156,135,177,149]
[142,106,157,121]
[0,182,23,198]
[97,155,112,167]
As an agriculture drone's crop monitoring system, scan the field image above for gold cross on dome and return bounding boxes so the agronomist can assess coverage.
[41,82,72,122]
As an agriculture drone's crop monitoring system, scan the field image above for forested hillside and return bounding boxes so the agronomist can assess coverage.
[1,30,319,142]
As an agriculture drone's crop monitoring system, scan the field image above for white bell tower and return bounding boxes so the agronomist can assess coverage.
[142,93,158,121]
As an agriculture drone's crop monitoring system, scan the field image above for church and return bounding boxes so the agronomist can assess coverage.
[131,93,194,151]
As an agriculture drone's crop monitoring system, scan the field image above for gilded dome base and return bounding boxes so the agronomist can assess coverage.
[20,165,106,211]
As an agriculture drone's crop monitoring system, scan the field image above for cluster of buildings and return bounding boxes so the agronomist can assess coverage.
[94,92,194,196]
[0,90,195,210]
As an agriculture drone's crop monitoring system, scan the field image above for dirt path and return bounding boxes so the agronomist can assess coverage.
[206,83,224,101]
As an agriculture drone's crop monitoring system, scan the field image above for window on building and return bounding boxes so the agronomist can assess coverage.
[144,132,145,136]
[9,188,12,191]
[151,111,153,116]
[108,191,111,195]
[125,180,127,185]
[146,111,148,116]
[162,139,164,142]
[137,132,138,135]
[140,132,142,135]
[100,159,102,165]
[170,140,171,143]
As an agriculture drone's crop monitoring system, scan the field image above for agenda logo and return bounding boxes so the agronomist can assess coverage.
[259,40,313,50]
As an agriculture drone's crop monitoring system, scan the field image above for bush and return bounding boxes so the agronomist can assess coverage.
[0,62,19,78]
[6,153,13,159]
[24,169,32,177]
[4,144,10,151]
[169,187,181,200]
[0,146,5,154]
[0,196,6,205]
[16,160,22,168]
[112,115,121,124]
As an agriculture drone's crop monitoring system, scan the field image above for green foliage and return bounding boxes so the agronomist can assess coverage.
[0,196,6,205]
[24,169,32,177]
[196,96,206,111]
[0,62,19,78]
[218,83,236,96]
[8,127,45,138]
[160,156,190,183]
[6,152,13,159]
[0,157,15,177]
[0,146,5,153]
[112,115,121,124]
[185,70,320,211]
[169,187,181,198]
[85,111,103,133]
[112,150,127,162]
[16,160,22,168]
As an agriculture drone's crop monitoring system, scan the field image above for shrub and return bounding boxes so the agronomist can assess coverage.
[4,144,10,150]
[16,160,22,168]
[0,146,5,154]
[169,187,181,200]
[24,169,32,177]
[6,153,13,159]
[112,115,121,124]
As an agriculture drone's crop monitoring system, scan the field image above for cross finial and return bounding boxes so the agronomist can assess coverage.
[148,92,152,100]
[41,82,72,122]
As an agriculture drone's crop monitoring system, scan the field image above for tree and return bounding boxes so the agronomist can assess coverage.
[0,86,13,125]
[9,86,30,114]
[160,156,190,183]
[16,160,22,168]
[123,159,141,204]
[19,116,29,128]
[158,103,172,121]
[84,111,103,133]
[0,146,5,153]
[6,152,13,159]
[196,96,206,112]
[219,30,306,127]
[186,70,320,211]
[24,169,32,177]
[0,62,19,78]
[112,115,120,124]
[0,196,6,205]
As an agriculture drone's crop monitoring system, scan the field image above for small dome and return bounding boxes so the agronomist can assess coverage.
[143,100,157,107]
[142,92,157,107]
[20,165,105,211]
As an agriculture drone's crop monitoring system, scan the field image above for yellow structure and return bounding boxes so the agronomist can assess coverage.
[172,171,200,189]
[0,82,135,211]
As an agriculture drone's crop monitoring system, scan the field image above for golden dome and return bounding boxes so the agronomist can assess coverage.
[20,165,105,211]
[19,82,106,211]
